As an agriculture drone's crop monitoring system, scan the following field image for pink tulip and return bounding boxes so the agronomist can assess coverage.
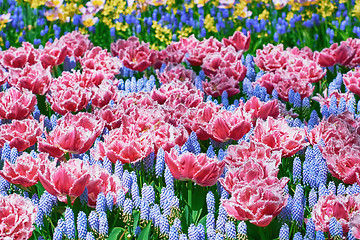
[86,164,127,207]
[1,42,38,69]
[151,80,203,108]
[0,87,36,120]
[315,39,356,67]
[170,35,199,55]
[201,46,247,83]
[0,152,49,187]
[309,111,358,144]
[252,117,307,157]
[96,125,154,163]
[312,194,360,233]
[187,37,223,66]
[350,211,360,239]
[39,40,67,68]
[81,47,122,76]
[146,122,188,152]
[58,30,93,60]
[219,157,282,194]
[0,119,43,151]
[207,108,252,142]
[222,31,251,52]
[91,80,116,108]
[343,68,360,96]
[164,148,225,186]
[202,73,241,98]
[222,176,289,227]
[38,112,104,158]
[224,141,282,170]
[181,101,221,140]
[156,64,196,84]
[38,159,91,203]
[155,44,185,67]
[111,37,158,72]
[312,89,354,109]
[254,43,288,72]
[243,96,280,125]
[0,194,37,239]
[325,143,360,184]
[47,74,92,115]
[0,67,9,86]
[9,62,52,95]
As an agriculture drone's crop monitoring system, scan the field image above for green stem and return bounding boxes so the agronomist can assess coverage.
[258,226,267,240]
[188,180,193,208]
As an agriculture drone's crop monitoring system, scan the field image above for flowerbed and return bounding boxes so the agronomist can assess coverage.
[1,0,360,240]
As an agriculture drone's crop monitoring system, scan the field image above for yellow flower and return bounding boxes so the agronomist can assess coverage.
[150,43,159,50]
[78,27,88,35]
[233,2,247,18]
[318,0,336,18]
[23,0,47,8]
[177,26,193,38]
[353,0,360,20]
[258,9,269,20]
[152,21,172,45]
[286,11,294,22]
[185,2,194,11]
[204,14,217,33]
[115,22,129,31]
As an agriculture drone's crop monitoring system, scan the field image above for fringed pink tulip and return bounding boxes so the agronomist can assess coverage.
[221,176,289,227]
[312,194,360,233]
[37,159,91,203]
[47,74,92,115]
[252,117,307,157]
[187,37,223,66]
[0,67,9,86]
[9,62,52,95]
[0,153,49,188]
[325,143,360,184]
[202,73,241,98]
[87,164,127,207]
[39,40,67,68]
[111,37,158,72]
[146,122,188,152]
[224,141,282,170]
[350,211,360,239]
[343,68,360,96]
[315,39,357,67]
[164,148,225,186]
[181,101,221,140]
[38,113,104,158]
[243,96,280,125]
[156,64,196,84]
[0,194,37,239]
[0,119,43,151]
[254,43,288,72]
[222,31,251,52]
[207,108,252,142]
[0,87,36,120]
[1,42,38,69]
[96,125,154,163]
[81,46,122,76]
[151,80,203,108]
[58,30,93,60]
[91,80,116,108]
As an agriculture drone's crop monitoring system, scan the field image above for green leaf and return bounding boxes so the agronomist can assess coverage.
[138,222,152,240]
[35,182,45,197]
[191,185,207,224]
[108,227,126,240]
[133,210,140,234]
[181,205,191,231]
